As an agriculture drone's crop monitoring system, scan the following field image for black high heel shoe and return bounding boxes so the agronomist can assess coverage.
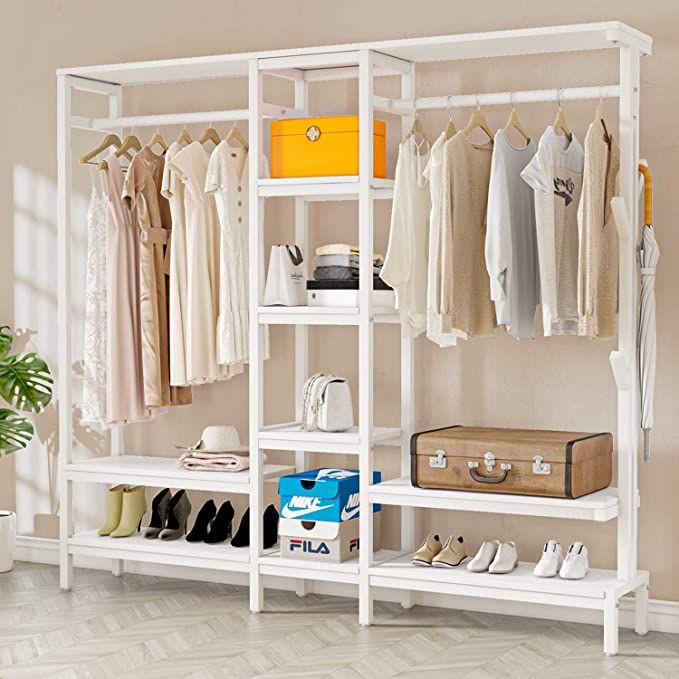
[204,501,234,544]
[144,488,171,539]
[186,499,217,543]
[231,504,279,549]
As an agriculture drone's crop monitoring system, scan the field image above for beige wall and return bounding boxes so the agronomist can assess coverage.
[1,0,677,601]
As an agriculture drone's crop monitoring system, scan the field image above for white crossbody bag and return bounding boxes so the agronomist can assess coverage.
[300,373,354,433]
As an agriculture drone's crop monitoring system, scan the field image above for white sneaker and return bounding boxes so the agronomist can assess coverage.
[488,541,519,574]
[559,542,589,580]
[467,540,500,572]
[533,540,564,578]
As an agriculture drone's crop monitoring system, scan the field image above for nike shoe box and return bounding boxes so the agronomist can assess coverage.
[278,468,381,523]
[279,513,382,563]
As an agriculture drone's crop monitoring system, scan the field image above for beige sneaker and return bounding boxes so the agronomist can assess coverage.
[432,535,467,568]
[411,533,442,567]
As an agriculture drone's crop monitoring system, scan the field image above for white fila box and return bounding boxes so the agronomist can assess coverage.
[279,512,382,563]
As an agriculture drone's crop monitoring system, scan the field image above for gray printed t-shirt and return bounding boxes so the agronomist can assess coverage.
[521,126,584,336]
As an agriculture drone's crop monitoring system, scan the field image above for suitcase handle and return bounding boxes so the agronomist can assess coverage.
[468,461,512,484]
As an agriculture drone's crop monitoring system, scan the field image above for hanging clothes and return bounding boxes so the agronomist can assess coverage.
[381,136,430,337]
[436,132,496,338]
[521,126,584,336]
[485,130,539,340]
[162,141,190,387]
[166,141,242,384]
[81,168,108,424]
[123,146,192,409]
[103,155,150,424]
[205,142,269,367]
[423,132,467,347]
[577,124,620,339]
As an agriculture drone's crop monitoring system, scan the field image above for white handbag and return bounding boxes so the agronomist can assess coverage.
[301,373,354,433]
[263,244,307,306]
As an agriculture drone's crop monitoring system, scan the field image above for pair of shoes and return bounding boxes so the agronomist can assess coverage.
[144,489,192,540]
[411,533,467,568]
[186,500,234,544]
[98,485,147,538]
[230,504,280,549]
[534,540,589,579]
[467,540,518,574]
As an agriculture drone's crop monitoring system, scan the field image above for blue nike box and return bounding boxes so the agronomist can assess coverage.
[278,468,381,523]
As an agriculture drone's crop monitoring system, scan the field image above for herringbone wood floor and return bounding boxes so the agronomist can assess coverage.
[1,562,677,679]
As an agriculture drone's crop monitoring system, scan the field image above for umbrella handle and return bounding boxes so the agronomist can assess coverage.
[639,164,653,226]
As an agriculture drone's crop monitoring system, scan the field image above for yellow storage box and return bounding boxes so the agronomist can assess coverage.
[270,115,386,179]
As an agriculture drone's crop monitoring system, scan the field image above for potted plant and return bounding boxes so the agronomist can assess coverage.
[0,326,53,572]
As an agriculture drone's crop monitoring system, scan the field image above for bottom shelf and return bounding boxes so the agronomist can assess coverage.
[369,554,648,608]
[258,549,404,585]
[68,531,277,573]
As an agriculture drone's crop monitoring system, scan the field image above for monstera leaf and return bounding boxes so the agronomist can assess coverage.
[0,408,34,456]
[0,326,12,360]
[0,352,53,413]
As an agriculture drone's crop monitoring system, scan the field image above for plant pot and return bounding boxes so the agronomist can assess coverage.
[0,511,16,573]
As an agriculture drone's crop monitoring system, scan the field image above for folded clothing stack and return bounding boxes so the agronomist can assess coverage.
[312,244,385,286]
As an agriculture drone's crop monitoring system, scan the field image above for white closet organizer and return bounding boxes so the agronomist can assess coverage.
[56,22,652,656]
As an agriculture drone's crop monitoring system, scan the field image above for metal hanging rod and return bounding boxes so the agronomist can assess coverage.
[70,102,300,132]
[380,84,620,113]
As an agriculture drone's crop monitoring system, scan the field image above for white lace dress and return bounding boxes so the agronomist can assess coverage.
[81,170,108,424]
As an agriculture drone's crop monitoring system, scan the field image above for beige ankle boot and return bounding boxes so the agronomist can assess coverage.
[432,535,467,568]
[411,532,442,567]
[111,486,147,538]
[98,485,126,536]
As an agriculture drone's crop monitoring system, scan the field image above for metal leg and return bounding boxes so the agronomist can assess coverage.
[603,593,619,656]
[635,583,649,636]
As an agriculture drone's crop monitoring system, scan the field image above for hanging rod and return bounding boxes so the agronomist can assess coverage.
[70,102,300,132]
[379,84,620,113]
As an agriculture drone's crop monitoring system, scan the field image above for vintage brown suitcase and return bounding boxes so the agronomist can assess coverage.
[411,426,612,499]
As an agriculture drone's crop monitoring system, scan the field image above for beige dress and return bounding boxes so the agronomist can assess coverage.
[436,132,496,337]
[168,142,241,384]
[123,146,192,408]
[577,125,620,339]
[103,155,149,424]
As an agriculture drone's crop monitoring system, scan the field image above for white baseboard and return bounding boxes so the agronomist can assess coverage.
[15,536,679,635]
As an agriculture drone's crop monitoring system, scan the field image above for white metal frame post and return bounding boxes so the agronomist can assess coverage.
[57,74,74,591]
[358,49,375,627]
[399,61,416,611]
[248,57,265,613]
[293,76,311,599]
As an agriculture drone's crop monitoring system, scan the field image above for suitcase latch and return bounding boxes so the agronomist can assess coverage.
[532,455,551,475]
[429,449,447,469]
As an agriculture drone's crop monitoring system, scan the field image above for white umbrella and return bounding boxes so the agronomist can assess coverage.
[638,165,658,462]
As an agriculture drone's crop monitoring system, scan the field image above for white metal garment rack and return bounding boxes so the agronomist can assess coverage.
[56,22,652,656]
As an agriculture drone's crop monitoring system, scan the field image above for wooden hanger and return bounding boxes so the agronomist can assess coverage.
[198,123,221,148]
[403,115,431,148]
[226,122,249,151]
[463,96,494,142]
[99,131,141,170]
[80,134,130,166]
[175,126,192,147]
[552,89,573,141]
[503,93,530,145]
[593,89,611,143]
[444,96,457,140]
[148,128,168,152]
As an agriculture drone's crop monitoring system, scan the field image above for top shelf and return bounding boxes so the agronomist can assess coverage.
[58,22,651,86]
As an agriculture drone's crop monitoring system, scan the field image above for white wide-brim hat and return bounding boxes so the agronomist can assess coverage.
[177,425,249,454]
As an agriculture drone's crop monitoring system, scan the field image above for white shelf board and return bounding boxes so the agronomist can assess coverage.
[368,477,621,522]
[59,23,651,86]
[258,423,401,454]
[67,530,277,573]
[369,554,649,609]
[258,549,403,585]
[258,306,399,325]
[65,455,294,493]
[257,176,393,201]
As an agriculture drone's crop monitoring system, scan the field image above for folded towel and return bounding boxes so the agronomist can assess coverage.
[315,243,384,262]
[314,266,382,281]
[313,254,383,269]
[177,451,264,472]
